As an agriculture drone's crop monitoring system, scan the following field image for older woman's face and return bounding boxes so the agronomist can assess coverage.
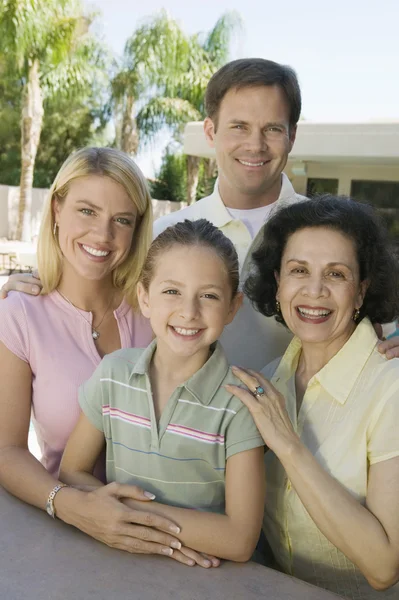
[276,227,367,345]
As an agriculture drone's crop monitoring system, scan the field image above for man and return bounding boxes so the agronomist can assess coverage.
[3,59,398,366]
[154,58,304,368]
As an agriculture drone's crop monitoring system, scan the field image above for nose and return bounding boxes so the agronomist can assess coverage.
[303,274,328,298]
[93,218,114,242]
[246,128,267,153]
[179,296,200,321]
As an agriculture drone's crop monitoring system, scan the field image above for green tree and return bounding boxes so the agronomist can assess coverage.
[149,147,187,202]
[113,10,242,204]
[0,0,108,240]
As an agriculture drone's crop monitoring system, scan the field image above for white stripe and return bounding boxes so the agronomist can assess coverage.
[100,378,146,393]
[113,465,224,485]
[178,398,236,414]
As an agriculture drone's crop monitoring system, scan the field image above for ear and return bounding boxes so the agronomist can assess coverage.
[137,281,151,319]
[225,292,243,325]
[52,196,61,224]
[356,279,369,309]
[274,270,280,300]
[203,117,216,148]
[288,124,297,153]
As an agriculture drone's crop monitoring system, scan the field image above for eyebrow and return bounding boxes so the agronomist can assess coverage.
[286,259,354,270]
[228,119,287,128]
[75,199,135,217]
[161,279,225,291]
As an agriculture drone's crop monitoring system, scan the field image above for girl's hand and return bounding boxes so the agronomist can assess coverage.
[171,546,221,568]
[58,482,182,556]
[225,367,300,459]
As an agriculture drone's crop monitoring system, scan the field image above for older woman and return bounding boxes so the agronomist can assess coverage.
[228,196,399,599]
[0,147,209,566]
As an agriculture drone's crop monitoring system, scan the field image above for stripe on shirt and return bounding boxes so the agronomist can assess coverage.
[178,398,237,414]
[100,378,146,393]
[103,405,151,430]
[113,465,224,485]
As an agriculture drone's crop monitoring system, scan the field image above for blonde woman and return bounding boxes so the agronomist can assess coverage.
[0,148,191,562]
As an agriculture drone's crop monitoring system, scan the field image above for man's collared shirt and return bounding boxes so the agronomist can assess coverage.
[261,318,399,599]
[79,341,264,512]
[154,174,305,369]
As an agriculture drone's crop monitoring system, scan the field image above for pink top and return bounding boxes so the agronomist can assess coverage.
[0,291,152,476]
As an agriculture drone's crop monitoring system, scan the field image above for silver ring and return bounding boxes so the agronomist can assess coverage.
[253,385,265,398]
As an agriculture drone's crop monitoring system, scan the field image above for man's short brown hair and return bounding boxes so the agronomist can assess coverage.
[205,58,301,131]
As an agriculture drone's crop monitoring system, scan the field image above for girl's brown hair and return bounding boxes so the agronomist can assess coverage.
[140,219,240,297]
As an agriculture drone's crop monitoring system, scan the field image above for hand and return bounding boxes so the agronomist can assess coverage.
[225,367,299,459]
[171,546,221,568]
[0,270,42,299]
[377,335,399,360]
[59,482,182,556]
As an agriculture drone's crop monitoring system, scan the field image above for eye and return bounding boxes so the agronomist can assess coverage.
[291,267,307,274]
[202,293,219,300]
[79,208,94,216]
[328,271,344,278]
[163,289,179,295]
[115,217,132,226]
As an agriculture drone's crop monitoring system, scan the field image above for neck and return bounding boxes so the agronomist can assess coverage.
[297,323,356,381]
[218,174,282,209]
[151,340,210,387]
[57,264,119,313]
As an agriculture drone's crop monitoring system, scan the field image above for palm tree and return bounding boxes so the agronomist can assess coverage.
[113,11,242,204]
[0,0,105,240]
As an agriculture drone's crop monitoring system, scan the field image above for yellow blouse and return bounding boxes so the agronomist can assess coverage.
[262,318,399,599]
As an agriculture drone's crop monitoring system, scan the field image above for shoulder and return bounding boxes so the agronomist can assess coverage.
[99,347,146,373]
[261,357,282,380]
[153,195,212,238]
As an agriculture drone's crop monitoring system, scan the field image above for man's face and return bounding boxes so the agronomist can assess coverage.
[204,85,296,206]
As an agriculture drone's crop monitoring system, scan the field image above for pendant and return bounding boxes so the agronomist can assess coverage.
[92,330,100,340]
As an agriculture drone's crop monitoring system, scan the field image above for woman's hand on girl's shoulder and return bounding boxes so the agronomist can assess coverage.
[0,271,42,299]
[226,367,300,459]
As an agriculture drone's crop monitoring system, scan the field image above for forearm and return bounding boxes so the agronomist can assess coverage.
[59,466,104,490]
[124,499,256,561]
[280,441,397,583]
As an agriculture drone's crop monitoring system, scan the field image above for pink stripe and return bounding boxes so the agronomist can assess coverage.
[167,428,224,445]
[102,406,151,428]
[168,423,224,441]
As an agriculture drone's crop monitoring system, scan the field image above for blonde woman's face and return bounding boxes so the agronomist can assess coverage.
[54,175,138,282]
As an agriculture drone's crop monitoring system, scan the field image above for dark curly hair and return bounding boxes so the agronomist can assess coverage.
[245,195,399,326]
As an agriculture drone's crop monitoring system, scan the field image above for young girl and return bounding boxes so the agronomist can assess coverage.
[60,219,265,564]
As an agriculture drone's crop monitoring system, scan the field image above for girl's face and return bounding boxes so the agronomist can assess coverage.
[276,226,367,346]
[54,175,137,283]
[137,244,242,360]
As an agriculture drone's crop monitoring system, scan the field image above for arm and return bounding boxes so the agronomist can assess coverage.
[0,342,182,557]
[227,367,399,590]
[0,272,42,299]
[125,446,265,562]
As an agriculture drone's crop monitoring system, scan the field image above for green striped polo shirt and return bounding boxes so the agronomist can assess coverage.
[79,340,264,513]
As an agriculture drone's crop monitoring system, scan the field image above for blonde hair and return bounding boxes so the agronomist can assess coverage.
[37,147,153,308]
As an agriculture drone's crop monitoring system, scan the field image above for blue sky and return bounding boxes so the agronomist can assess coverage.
[87,0,398,176]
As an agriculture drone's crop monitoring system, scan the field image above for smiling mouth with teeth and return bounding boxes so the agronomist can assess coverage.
[81,244,110,257]
[172,326,201,336]
[297,307,332,317]
[238,159,266,167]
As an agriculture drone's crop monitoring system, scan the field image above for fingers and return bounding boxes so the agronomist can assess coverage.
[109,481,157,501]
[177,546,216,568]
[111,535,176,557]
[125,507,181,535]
[378,337,399,360]
[224,383,258,412]
[0,275,41,298]
[122,523,181,550]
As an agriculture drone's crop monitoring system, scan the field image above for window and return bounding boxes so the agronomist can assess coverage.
[306,178,338,197]
[350,180,399,244]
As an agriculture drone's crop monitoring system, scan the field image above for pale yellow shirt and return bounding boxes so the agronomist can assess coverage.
[262,318,399,600]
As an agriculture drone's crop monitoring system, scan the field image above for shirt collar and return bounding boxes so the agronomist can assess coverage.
[131,340,230,405]
[272,318,379,405]
[206,173,296,228]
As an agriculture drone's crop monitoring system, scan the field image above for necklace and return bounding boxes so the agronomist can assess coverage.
[57,290,114,340]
